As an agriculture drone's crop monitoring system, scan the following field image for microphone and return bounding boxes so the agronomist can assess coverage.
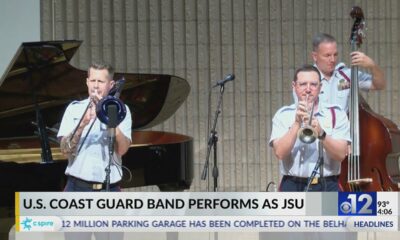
[107,104,118,154]
[107,105,119,130]
[213,73,235,87]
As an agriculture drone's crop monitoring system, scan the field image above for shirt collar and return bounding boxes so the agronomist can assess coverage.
[314,62,346,81]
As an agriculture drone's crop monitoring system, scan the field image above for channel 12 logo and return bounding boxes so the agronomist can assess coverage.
[338,192,377,216]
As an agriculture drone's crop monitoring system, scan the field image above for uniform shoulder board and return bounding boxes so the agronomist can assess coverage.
[335,62,347,71]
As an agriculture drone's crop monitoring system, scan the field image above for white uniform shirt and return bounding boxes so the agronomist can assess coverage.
[318,63,372,112]
[57,98,132,183]
[269,102,350,177]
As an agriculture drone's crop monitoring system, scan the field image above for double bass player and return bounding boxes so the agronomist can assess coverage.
[310,32,386,112]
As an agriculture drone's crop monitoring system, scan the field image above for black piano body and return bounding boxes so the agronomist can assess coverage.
[0,40,193,235]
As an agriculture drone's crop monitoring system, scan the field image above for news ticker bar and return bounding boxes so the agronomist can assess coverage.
[16,192,399,216]
[15,192,400,232]
[16,215,399,232]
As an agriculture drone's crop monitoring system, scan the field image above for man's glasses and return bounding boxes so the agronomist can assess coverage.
[296,82,319,90]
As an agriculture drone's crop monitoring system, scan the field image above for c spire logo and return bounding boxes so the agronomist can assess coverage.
[21,217,33,231]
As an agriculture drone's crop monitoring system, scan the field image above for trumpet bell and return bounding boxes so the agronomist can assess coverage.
[298,127,317,144]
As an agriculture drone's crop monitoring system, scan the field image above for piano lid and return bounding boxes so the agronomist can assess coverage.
[0,40,190,138]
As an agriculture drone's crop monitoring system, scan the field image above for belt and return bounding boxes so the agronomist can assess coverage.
[283,175,339,185]
[68,176,119,190]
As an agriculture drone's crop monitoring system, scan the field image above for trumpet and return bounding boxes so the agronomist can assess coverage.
[297,95,317,144]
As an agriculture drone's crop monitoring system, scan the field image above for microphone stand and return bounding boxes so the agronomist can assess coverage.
[305,140,324,192]
[201,84,226,192]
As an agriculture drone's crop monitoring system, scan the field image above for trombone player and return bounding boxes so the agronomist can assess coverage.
[269,64,350,191]
[57,62,131,240]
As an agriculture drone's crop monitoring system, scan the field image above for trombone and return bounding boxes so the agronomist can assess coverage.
[297,94,317,144]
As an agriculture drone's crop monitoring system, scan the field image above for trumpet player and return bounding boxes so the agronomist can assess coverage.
[269,64,350,191]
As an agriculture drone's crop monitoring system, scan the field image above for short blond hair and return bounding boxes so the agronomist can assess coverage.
[88,62,114,80]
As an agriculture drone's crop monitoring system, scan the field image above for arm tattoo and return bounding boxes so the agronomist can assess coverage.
[60,127,84,157]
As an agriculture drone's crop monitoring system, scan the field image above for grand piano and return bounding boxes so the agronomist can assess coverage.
[0,40,193,235]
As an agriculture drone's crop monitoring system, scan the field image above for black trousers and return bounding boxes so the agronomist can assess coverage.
[64,176,121,192]
[279,175,339,192]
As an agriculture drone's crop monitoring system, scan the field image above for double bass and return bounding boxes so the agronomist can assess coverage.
[339,6,400,191]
